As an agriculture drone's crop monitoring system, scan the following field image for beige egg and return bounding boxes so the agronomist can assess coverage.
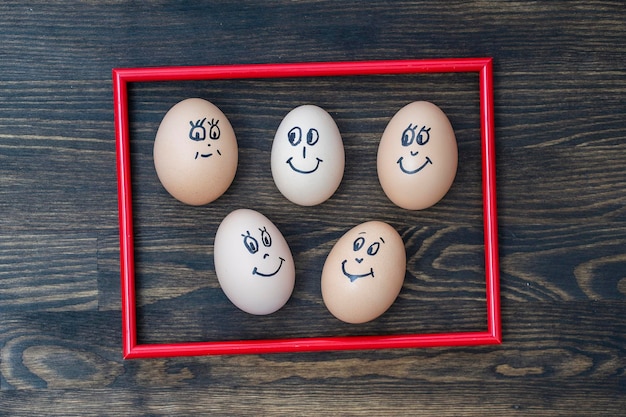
[377,101,457,210]
[321,221,406,324]
[214,209,295,315]
[154,98,238,205]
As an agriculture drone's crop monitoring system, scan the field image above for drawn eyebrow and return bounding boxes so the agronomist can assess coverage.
[358,231,366,235]
[379,237,385,244]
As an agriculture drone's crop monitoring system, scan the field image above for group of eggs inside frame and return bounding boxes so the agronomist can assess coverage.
[153,98,458,324]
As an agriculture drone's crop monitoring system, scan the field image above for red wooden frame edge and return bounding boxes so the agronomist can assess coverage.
[113,58,500,359]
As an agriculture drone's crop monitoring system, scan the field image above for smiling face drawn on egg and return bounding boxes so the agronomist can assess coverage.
[214,209,295,315]
[397,123,433,174]
[271,105,345,206]
[321,220,406,324]
[377,101,458,210]
[341,231,385,283]
[241,226,285,278]
[284,125,322,174]
[188,117,222,160]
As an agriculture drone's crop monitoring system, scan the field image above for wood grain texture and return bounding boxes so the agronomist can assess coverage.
[1,0,625,415]
[0,233,98,311]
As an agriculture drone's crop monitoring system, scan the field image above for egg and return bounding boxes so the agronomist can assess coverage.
[153,98,238,206]
[271,105,345,206]
[321,221,406,324]
[377,101,458,210]
[214,209,295,315]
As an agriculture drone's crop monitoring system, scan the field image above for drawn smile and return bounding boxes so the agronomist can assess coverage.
[252,256,285,277]
[195,148,221,160]
[341,259,374,283]
[397,156,432,174]
[286,157,323,174]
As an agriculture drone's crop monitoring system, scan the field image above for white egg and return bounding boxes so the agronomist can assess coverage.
[214,209,295,315]
[271,105,345,206]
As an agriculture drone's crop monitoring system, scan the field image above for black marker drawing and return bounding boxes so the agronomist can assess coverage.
[401,123,430,146]
[306,128,319,145]
[189,117,222,160]
[397,123,433,174]
[285,126,323,174]
[341,232,385,283]
[253,257,284,277]
[242,228,284,277]
[288,126,302,146]
[207,118,220,140]
[242,230,259,254]
[189,118,207,141]
[397,155,432,174]
[259,226,272,247]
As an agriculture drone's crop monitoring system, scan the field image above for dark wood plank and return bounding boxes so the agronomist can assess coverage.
[1,380,625,417]
[0,233,98,311]
[0,301,624,415]
[1,302,623,386]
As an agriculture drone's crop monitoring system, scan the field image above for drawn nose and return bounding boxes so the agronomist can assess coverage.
[302,146,307,158]
[355,257,363,263]
[410,150,419,156]
[263,253,269,259]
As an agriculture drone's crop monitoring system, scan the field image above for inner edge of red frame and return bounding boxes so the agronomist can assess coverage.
[114,58,501,359]
[113,70,138,357]
[479,60,502,344]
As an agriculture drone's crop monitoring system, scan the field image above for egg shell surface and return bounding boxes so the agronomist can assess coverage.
[154,98,238,206]
[321,221,406,324]
[214,209,295,315]
[271,105,345,206]
[377,101,458,210]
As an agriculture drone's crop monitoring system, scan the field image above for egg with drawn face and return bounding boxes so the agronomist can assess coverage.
[321,221,406,324]
[214,209,295,315]
[271,105,345,206]
[153,98,238,206]
[377,101,457,210]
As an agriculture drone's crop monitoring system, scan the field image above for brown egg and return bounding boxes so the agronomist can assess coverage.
[321,221,406,324]
[377,101,457,210]
[153,98,238,205]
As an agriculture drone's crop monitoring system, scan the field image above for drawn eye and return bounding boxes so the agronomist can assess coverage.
[416,126,430,145]
[288,126,302,146]
[367,242,380,256]
[242,231,259,254]
[208,118,221,140]
[189,118,207,141]
[259,227,272,247]
[401,124,417,147]
[306,128,319,145]
[353,236,365,252]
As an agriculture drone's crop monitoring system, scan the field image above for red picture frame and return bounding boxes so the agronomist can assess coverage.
[113,58,501,359]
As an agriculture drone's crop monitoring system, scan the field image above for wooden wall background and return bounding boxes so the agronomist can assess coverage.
[1,1,625,415]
